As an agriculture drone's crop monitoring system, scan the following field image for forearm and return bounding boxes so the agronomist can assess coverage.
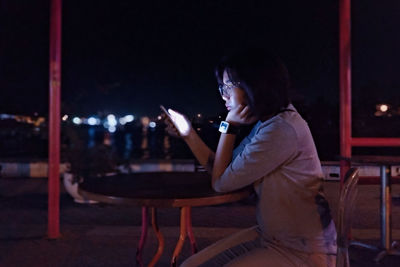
[183,128,215,173]
[211,133,236,188]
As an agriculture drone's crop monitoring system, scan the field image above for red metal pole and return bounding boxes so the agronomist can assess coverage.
[351,137,400,147]
[339,0,352,186]
[48,0,62,239]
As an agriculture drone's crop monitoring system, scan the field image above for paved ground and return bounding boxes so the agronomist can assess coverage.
[1,177,400,266]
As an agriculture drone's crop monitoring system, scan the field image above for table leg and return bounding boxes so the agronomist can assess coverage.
[136,207,148,267]
[374,165,400,262]
[171,207,188,267]
[382,165,391,250]
[186,207,198,254]
[349,165,400,262]
[374,165,391,262]
[148,207,165,267]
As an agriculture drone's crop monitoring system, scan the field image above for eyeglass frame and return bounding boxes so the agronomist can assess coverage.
[218,82,241,97]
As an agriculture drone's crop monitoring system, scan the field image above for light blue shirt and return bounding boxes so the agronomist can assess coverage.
[214,104,337,254]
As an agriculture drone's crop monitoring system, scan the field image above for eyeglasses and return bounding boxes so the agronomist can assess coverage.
[218,82,240,97]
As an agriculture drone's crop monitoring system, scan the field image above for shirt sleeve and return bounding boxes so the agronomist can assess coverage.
[213,120,298,192]
[232,121,261,160]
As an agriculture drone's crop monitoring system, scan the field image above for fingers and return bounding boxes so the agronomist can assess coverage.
[165,120,181,138]
[241,106,258,123]
[163,115,175,129]
[166,109,191,136]
[239,105,250,118]
[162,108,192,137]
[236,105,251,120]
[227,105,257,125]
[162,113,181,138]
[166,126,180,138]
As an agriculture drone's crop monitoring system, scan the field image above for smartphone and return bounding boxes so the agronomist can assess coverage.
[160,105,171,118]
[160,105,188,136]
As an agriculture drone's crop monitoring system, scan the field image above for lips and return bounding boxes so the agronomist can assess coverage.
[226,105,231,110]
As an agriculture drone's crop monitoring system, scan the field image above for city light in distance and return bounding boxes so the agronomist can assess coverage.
[124,115,134,122]
[379,104,389,112]
[107,114,117,127]
[119,118,127,125]
[72,117,82,125]
[87,117,99,126]
[119,115,135,125]
[141,116,150,127]
[373,103,400,117]
[59,112,230,133]
[0,114,13,119]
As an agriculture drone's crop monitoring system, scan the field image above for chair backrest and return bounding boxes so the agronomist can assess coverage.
[336,167,359,267]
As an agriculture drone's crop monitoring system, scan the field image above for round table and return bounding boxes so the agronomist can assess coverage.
[78,172,253,267]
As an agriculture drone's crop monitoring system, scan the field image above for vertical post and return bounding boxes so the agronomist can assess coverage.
[380,165,391,250]
[339,0,352,186]
[48,0,62,239]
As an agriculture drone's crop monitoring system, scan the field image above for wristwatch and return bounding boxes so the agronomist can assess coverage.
[219,121,240,134]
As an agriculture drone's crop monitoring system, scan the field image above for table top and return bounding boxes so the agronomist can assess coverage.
[345,155,400,165]
[78,172,253,207]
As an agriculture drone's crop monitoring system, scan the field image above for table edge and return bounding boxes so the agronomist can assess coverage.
[78,187,253,208]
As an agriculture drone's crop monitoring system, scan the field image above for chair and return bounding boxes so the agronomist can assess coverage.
[336,167,359,267]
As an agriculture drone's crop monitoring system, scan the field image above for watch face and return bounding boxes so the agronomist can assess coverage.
[219,121,229,133]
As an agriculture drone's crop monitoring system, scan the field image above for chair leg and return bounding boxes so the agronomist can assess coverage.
[336,247,350,267]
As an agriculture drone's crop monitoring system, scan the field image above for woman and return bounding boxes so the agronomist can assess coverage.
[166,48,336,266]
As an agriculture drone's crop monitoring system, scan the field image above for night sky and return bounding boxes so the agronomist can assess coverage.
[1,0,399,118]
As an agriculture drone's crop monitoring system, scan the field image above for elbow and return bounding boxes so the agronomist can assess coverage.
[211,174,222,192]
[211,165,231,192]
[212,182,224,193]
[211,174,219,191]
[212,176,229,193]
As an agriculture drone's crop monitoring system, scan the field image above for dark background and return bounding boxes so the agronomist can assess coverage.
[1,0,400,160]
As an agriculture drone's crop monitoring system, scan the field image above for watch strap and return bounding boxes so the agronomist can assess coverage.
[219,121,240,134]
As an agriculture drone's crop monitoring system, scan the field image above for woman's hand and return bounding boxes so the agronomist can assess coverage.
[164,109,192,138]
[164,116,181,138]
[225,104,257,126]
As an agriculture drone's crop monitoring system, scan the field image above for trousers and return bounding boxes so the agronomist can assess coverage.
[180,226,336,267]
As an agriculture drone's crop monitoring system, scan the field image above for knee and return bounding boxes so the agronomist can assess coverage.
[179,255,197,267]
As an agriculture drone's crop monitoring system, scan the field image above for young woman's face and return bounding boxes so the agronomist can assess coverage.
[220,70,247,111]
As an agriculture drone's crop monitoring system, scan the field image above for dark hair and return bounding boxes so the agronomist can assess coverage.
[215,48,290,118]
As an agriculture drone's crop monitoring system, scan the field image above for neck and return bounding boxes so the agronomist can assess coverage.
[260,114,273,122]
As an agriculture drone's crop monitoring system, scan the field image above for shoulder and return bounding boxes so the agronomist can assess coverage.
[256,115,298,141]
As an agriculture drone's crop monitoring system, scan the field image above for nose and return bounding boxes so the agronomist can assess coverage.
[222,94,229,101]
